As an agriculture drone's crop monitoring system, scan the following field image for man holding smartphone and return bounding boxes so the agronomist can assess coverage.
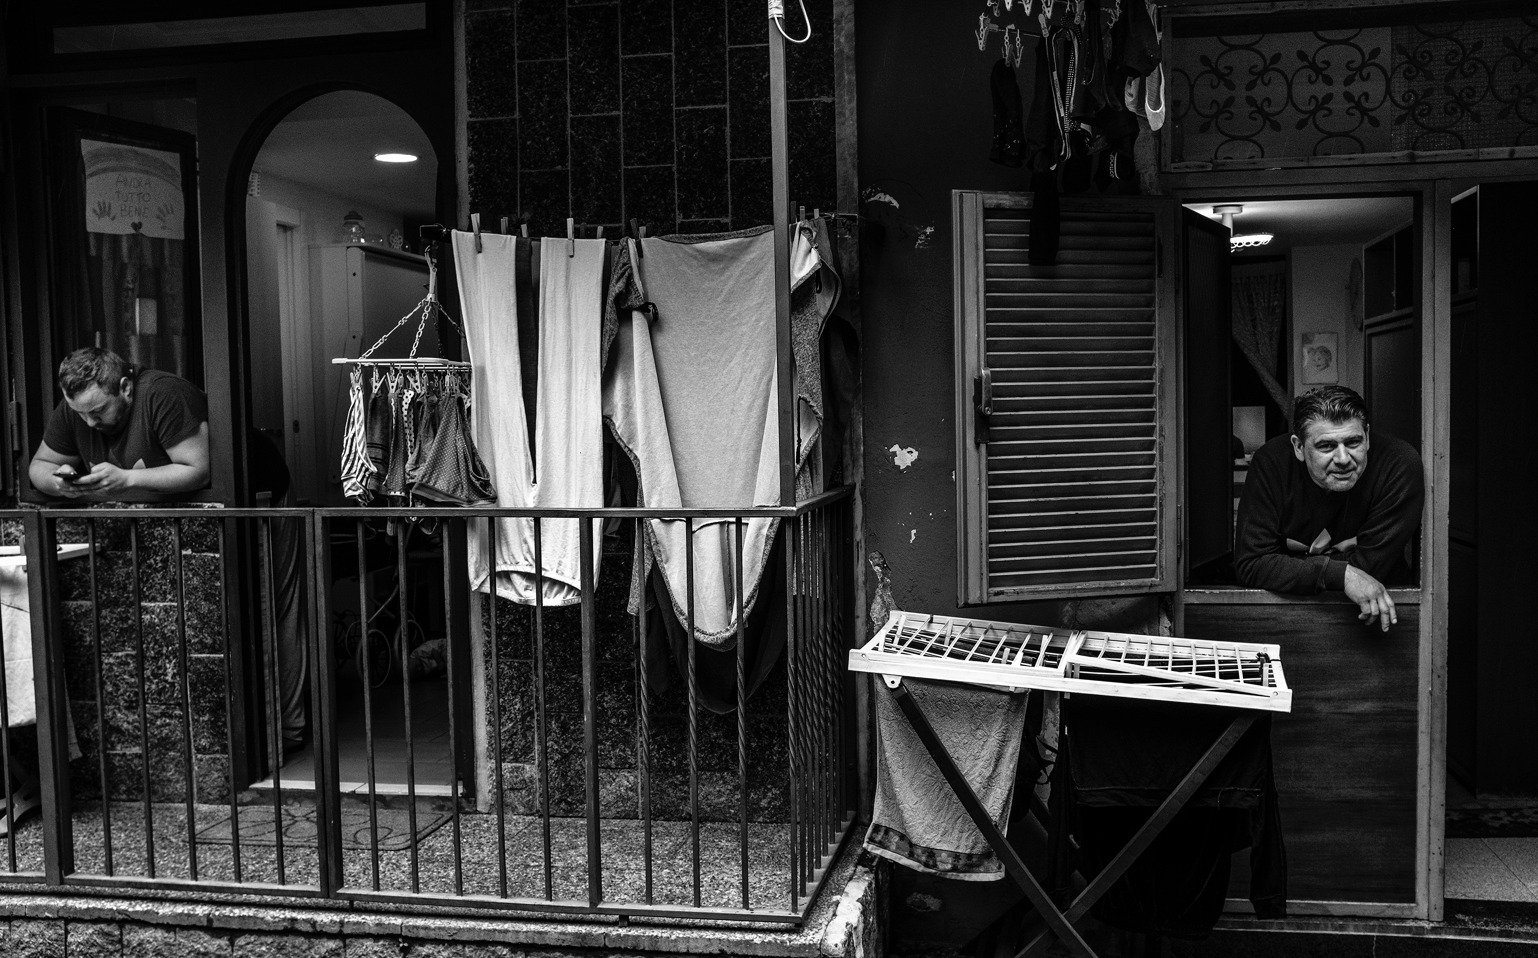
[28,347,209,500]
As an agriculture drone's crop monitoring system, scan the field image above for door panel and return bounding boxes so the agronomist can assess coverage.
[1183,209,1233,575]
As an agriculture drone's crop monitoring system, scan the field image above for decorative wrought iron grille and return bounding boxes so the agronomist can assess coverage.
[1169,16,1538,163]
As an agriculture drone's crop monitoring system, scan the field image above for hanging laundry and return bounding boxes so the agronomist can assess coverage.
[340,366,373,503]
[452,231,606,607]
[413,373,497,506]
[603,225,822,648]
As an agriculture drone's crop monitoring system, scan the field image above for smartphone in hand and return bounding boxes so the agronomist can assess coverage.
[53,465,79,484]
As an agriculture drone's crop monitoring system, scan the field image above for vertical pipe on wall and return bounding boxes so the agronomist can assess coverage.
[769,6,796,505]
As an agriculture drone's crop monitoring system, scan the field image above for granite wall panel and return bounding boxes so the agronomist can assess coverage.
[464,0,837,236]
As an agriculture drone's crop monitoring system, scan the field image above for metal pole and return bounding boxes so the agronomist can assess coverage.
[769,4,796,506]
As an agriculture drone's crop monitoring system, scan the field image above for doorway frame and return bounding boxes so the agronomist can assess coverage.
[1167,157,1538,922]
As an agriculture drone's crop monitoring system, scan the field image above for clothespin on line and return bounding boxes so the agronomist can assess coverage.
[630,218,644,258]
[566,217,575,257]
[500,216,509,235]
[596,225,605,239]
[471,213,482,253]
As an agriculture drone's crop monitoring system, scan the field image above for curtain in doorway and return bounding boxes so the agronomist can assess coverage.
[1231,263,1290,420]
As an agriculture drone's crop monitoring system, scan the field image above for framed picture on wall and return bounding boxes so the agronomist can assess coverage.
[1300,331,1338,385]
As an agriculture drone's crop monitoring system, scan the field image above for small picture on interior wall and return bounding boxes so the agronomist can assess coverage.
[1300,332,1338,385]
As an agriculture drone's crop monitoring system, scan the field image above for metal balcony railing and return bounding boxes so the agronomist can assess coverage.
[0,486,856,924]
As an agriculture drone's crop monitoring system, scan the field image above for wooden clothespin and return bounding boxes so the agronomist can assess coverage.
[798,205,806,221]
[813,208,821,219]
[500,216,509,235]
[471,213,482,253]
[521,222,529,238]
[566,217,575,257]
[630,218,644,258]
[596,225,605,239]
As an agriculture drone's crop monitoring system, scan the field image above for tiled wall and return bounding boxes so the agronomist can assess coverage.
[464,0,838,237]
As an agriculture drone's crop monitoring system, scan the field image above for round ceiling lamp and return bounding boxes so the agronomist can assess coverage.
[1231,232,1274,249]
[373,152,419,163]
[1211,204,1275,250]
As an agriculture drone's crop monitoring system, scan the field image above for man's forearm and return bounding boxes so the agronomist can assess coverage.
[123,463,209,495]
[1234,550,1346,594]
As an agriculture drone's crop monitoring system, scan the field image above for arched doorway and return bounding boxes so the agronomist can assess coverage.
[243,90,438,506]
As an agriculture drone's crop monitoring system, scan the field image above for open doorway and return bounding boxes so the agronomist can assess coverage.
[1440,181,1538,904]
[242,90,451,794]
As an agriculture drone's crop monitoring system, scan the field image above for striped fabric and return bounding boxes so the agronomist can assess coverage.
[339,367,373,503]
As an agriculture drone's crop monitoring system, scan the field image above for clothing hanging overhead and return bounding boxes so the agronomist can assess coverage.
[603,223,826,648]
[334,244,492,507]
[452,230,606,607]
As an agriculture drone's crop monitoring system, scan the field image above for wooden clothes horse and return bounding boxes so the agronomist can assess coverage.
[849,611,1292,958]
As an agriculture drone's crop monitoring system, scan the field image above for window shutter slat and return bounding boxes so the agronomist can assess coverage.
[955,191,1172,603]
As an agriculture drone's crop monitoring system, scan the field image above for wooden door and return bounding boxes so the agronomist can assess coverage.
[1183,208,1233,576]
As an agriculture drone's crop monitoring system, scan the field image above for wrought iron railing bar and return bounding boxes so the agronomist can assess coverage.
[441,524,464,897]
[218,519,240,883]
[260,517,287,885]
[87,519,113,877]
[824,506,839,852]
[819,507,833,855]
[533,518,551,901]
[130,519,155,878]
[0,525,13,871]
[798,514,813,889]
[735,517,748,909]
[172,519,199,881]
[394,529,420,893]
[635,530,653,906]
[836,503,851,822]
[685,517,700,909]
[356,522,381,892]
[311,514,344,896]
[26,487,851,523]
[580,520,602,909]
[784,515,799,912]
[487,516,508,900]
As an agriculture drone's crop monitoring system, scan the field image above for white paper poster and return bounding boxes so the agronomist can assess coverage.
[81,138,185,241]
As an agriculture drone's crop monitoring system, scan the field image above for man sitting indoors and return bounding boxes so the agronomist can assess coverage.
[1235,385,1423,631]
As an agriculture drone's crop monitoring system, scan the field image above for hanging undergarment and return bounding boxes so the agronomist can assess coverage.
[340,367,372,503]
[603,225,822,648]
[413,374,497,506]
[452,230,606,607]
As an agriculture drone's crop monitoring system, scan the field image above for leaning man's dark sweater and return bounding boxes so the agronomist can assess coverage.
[1234,431,1424,594]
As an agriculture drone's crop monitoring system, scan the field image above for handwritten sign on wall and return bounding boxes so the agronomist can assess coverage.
[81,139,185,241]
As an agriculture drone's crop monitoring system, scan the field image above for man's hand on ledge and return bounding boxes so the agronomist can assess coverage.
[1344,564,1396,632]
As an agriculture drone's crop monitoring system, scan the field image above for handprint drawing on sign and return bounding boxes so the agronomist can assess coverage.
[91,200,116,223]
[153,202,175,231]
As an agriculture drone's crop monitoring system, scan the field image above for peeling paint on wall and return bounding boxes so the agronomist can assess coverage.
[888,444,918,471]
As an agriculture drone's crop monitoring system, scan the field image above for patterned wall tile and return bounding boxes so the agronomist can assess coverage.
[676,107,730,221]
[517,60,570,169]
[515,0,567,60]
[569,4,621,115]
[621,0,673,56]
[621,55,675,166]
[727,45,770,159]
[675,3,728,107]
[466,10,518,118]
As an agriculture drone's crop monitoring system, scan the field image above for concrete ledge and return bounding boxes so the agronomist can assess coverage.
[0,850,886,958]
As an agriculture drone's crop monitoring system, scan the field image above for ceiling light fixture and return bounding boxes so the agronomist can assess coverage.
[373,152,418,163]
[1230,232,1274,249]
[1211,204,1275,251]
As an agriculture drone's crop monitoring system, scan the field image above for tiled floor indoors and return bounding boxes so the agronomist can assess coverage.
[1445,774,1538,902]
[255,671,455,796]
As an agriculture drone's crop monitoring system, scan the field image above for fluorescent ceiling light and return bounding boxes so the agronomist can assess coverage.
[373,152,418,163]
[1231,233,1274,249]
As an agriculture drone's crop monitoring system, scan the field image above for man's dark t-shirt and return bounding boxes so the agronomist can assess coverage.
[42,369,207,473]
[1234,430,1424,593]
